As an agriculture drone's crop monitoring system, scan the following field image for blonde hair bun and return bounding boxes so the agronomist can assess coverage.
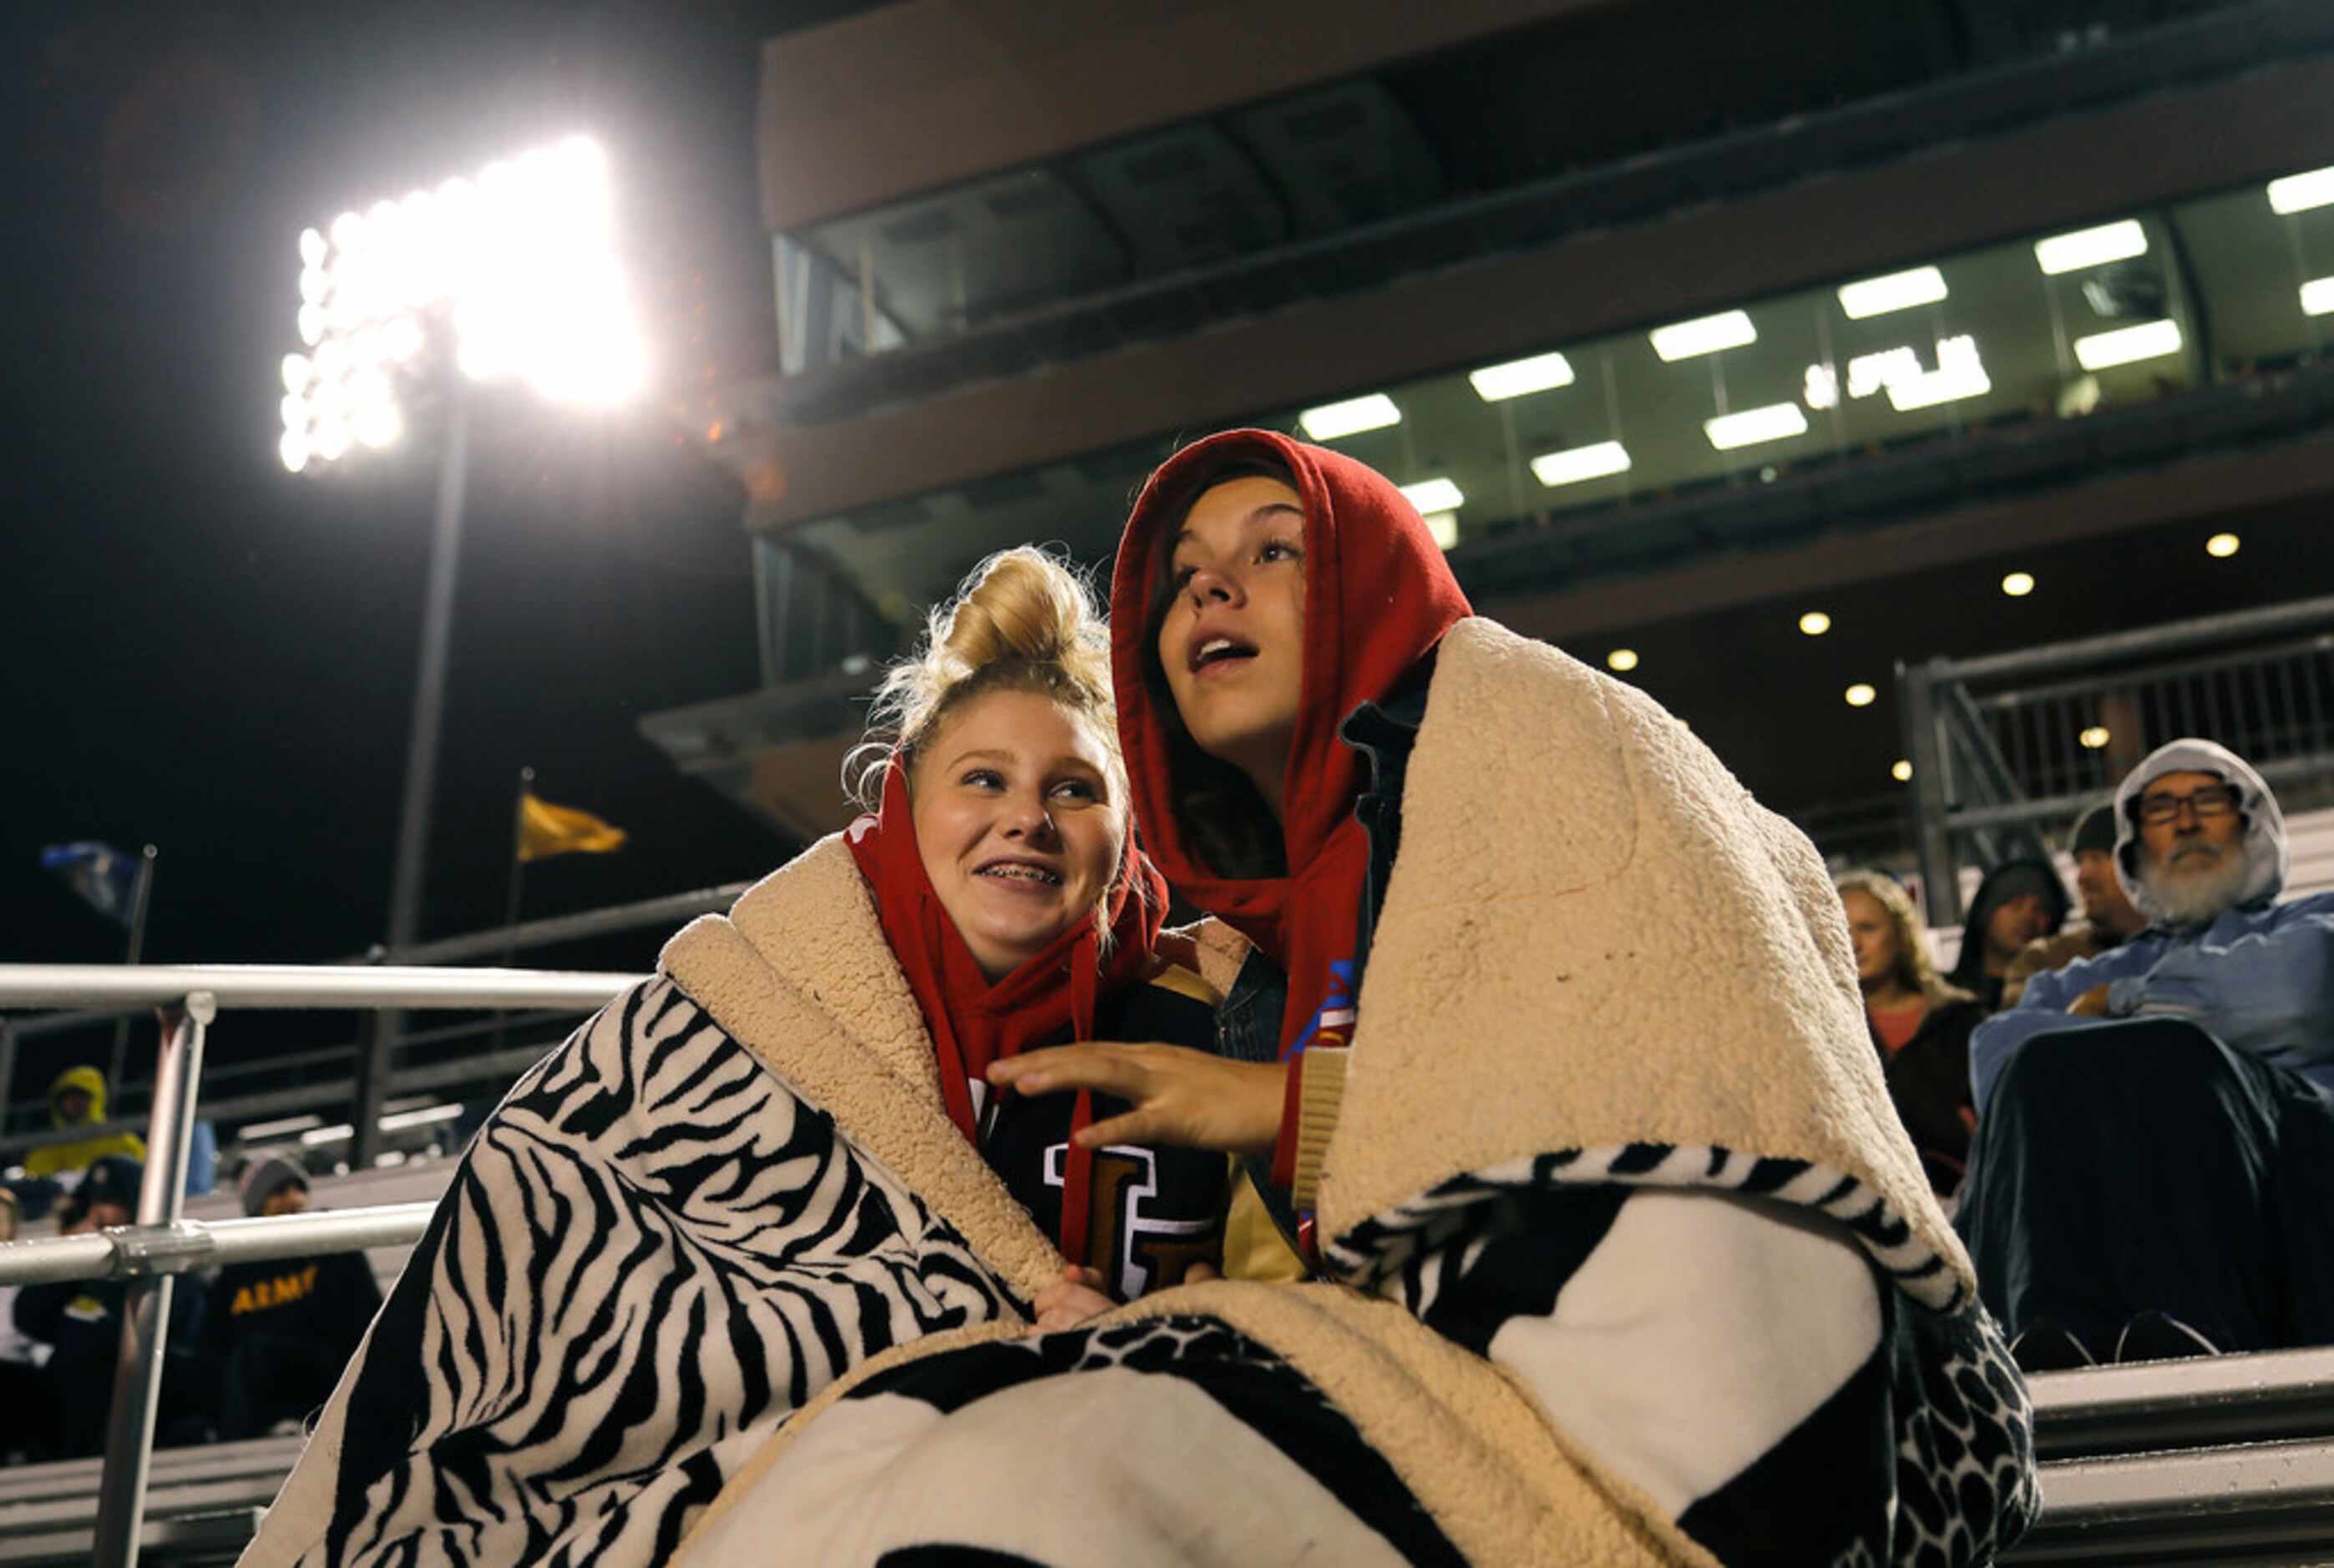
[849,547,1117,808]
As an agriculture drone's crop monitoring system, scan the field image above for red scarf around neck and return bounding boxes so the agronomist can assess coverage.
[846,761,1167,1267]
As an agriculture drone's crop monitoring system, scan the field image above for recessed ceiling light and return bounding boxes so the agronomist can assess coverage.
[1530,440,1632,487]
[2301,277,2334,317]
[1891,759,1913,782]
[1469,351,1575,401]
[2079,726,2111,750]
[1704,402,1809,451]
[1398,477,1464,515]
[1650,310,1756,362]
[1845,683,1877,708]
[1421,511,1460,552]
[2073,319,2183,372]
[1799,610,1831,636]
[1607,648,1639,673]
[1298,393,1400,441]
[2206,533,2240,559]
[2268,167,2334,215]
[2001,571,2036,597]
[1837,266,1948,320]
[2033,219,2148,276]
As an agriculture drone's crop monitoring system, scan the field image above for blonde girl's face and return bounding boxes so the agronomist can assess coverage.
[911,689,1125,980]
[1840,890,1900,987]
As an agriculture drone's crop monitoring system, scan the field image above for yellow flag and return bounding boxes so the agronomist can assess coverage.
[517,792,627,862]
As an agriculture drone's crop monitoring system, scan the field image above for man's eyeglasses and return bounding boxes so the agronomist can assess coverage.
[2134,784,2241,825]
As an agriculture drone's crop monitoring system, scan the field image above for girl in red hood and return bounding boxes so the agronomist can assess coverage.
[989,429,1471,1242]
[987,430,2038,1565]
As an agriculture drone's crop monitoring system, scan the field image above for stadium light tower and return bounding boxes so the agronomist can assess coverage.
[277,134,646,1007]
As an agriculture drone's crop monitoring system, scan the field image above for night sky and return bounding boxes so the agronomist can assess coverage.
[1,3,875,1086]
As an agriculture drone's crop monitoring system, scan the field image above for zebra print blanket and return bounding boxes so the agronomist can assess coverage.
[242,832,2037,1565]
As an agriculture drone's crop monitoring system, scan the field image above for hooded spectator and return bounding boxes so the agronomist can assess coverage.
[12,1155,210,1453]
[202,1154,383,1438]
[1838,871,1986,1194]
[23,1065,145,1179]
[2001,804,2149,1009]
[1962,739,2334,1370]
[1945,861,2069,1012]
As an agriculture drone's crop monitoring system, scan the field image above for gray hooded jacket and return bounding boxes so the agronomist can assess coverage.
[1971,738,2334,1112]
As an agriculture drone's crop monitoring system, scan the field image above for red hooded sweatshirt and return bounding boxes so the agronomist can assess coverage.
[1110,430,1471,1180]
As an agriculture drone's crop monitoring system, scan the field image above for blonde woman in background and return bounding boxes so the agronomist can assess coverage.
[1839,868,1987,1194]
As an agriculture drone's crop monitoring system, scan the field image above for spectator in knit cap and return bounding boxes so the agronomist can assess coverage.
[1962,739,2334,1371]
[2002,803,2151,1009]
[202,1154,384,1438]
[13,1156,211,1454]
[1944,859,2069,1012]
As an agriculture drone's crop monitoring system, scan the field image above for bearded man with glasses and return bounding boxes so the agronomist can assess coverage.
[1958,738,2334,1373]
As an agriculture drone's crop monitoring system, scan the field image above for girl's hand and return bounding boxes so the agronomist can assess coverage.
[987,1044,1285,1156]
[1032,1266,1116,1332]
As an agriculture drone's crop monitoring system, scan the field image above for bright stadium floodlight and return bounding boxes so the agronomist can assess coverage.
[276,134,649,1170]
[279,133,645,474]
[2073,319,2183,372]
[1704,402,1807,451]
[1298,393,1400,441]
[1837,266,1947,321]
[2033,220,2148,276]
[2268,166,2334,216]
[1650,310,1756,362]
[1530,440,1632,487]
[1469,351,1575,401]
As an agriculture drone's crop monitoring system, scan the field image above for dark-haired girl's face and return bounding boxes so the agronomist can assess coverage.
[1156,476,1308,810]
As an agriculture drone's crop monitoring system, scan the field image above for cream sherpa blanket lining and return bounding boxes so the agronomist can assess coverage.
[242,618,2033,1565]
[665,619,2035,1566]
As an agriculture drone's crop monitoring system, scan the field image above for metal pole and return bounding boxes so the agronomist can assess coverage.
[492,769,533,1055]
[91,989,213,1568]
[369,389,472,1168]
[108,846,158,1093]
[1900,659,1962,928]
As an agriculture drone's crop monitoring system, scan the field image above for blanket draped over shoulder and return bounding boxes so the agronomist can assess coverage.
[245,619,2036,1568]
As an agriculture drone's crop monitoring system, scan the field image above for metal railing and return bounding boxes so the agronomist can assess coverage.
[1898,595,2334,926]
[0,964,642,1568]
[0,879,751,1163]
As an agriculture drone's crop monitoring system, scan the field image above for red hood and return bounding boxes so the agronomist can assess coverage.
[1109,428,1471,957]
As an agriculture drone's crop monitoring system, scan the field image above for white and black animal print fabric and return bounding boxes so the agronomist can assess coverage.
[682,1314,1466,1565]
[250,981,2035,1566]
[248,979,1023,1566]
[1344,1148,2038,1566]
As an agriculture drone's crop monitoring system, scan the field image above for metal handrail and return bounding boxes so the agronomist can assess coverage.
[1900,594,2334,923]
[0,1202,437,1287]
[0,964,640,1011]
[0,964,644,1568]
